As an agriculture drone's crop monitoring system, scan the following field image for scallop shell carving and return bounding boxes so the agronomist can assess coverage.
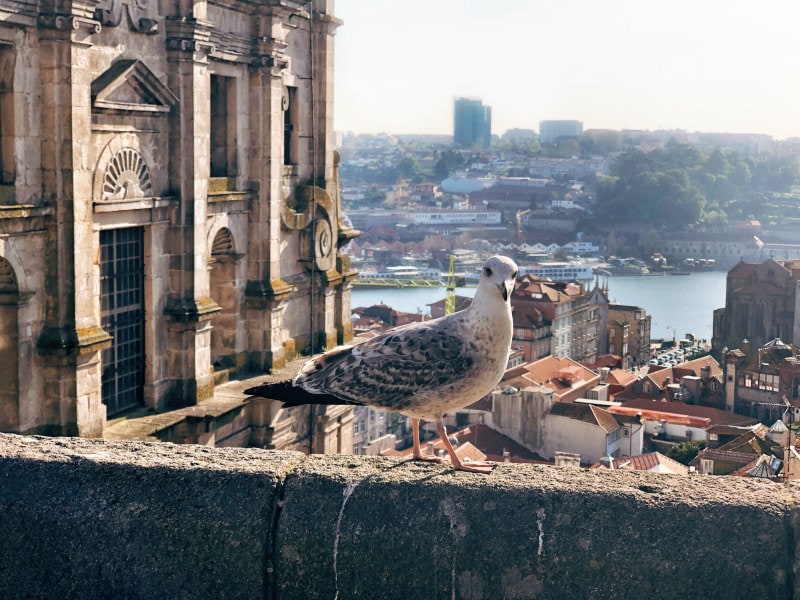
[101,148,152,201]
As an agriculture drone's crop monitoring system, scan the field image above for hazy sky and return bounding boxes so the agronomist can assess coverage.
[333,1,800,139]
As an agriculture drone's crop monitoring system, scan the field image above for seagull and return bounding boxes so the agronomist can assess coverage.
[245,255,518,473]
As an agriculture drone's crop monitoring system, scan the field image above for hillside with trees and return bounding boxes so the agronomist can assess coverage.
[595,143,800,229]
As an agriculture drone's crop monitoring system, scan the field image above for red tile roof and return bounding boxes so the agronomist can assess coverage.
[609,405,711,428]
[672,355,723,380]
[638,355,723,392]
[502,356,600,402]
[549,402,620,433]
[381,424,547,464]
[609,398,758,428]
[591,452,689,474]
[606,368,637,387]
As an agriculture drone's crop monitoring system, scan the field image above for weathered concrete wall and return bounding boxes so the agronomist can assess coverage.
[1,433,800,600]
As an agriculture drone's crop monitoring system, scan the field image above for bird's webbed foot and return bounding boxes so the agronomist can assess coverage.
[452,460,496,474]
[412,450,446,463]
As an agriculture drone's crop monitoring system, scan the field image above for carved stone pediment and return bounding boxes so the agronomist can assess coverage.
[92,59,178,114]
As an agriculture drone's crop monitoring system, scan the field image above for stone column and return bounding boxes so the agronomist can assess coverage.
[244,37,295,372]
[164,16,220,406]
[36,14,110,437]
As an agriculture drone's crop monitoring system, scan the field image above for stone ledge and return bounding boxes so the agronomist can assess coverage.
[1,433,799,599]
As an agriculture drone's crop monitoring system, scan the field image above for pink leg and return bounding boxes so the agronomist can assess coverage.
[412,418,444,463]
[436,420,495,474]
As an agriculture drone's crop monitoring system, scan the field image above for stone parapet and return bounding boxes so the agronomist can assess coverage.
[1,433,799,599]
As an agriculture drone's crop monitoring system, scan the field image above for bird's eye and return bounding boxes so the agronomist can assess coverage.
[512,270,518,279]
[484,266,492,277]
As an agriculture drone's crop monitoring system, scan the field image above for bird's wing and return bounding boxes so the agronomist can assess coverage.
[295,320,475,411]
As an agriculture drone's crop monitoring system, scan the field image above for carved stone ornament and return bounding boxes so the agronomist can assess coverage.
[312,216,334,270]
[95,0,158,34]
[100,147,152,201]
[302,208,336,273]
[38,13,102,33]
[103,148,151,200]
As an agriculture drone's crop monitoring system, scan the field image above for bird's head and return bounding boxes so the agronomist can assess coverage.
[478,255,518,303]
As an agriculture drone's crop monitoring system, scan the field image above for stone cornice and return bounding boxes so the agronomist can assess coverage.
[164,296,221,323]
[164,17,215,56]
[0,0,38,28]
[38,12,102,34]
[245,278,295,305]
[37,324,113,357]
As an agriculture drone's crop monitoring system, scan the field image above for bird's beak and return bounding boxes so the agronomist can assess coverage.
[498,281,512,302]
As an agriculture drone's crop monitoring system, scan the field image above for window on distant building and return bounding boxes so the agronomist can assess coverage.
[739,371,778,392]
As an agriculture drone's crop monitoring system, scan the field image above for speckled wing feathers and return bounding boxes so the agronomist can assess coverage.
[295,321,474,412]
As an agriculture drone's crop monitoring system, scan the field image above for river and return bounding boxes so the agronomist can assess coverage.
[351,270,727,343]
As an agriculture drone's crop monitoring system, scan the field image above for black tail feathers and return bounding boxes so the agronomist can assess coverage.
[244,379,354,407]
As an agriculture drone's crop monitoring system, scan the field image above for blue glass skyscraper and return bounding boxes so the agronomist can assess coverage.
[453,97,492,148]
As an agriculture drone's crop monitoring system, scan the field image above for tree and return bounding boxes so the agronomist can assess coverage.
[666,440,706,465]
[704,150,732,177]
[579,129,622,156]
[433,150,464,180]
[547,138,581,158]
[396,156,420,181]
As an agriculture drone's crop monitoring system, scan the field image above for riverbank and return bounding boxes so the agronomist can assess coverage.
[351,270,727,342]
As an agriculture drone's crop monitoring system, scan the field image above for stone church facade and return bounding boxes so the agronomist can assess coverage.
[0,0,358,439]
[713,258,800,355]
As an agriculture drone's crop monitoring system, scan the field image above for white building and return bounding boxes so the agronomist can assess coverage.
[495,176,549,188]
[543,402,643,464]
[521,262,594,284]
[539,120,583,144]
[412,209,501,226]
[563,241,601,255]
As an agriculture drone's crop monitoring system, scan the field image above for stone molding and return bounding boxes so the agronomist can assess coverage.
[36,324,112,356]
[165,17,215,57]
[38,12,101,34]
[164,296,221,323]
[244,278,295,307]
[92,59,178,115]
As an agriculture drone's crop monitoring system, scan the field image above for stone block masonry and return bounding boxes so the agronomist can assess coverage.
[1,433,799,599]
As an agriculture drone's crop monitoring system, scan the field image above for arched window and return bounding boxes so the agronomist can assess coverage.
[0,256,20,430]
[210,228,239,370]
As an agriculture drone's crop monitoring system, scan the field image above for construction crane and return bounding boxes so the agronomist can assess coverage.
[445,255,456,315]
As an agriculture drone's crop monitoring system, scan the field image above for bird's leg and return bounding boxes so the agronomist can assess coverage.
[412,418,444,463]
[436,420,495,474]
